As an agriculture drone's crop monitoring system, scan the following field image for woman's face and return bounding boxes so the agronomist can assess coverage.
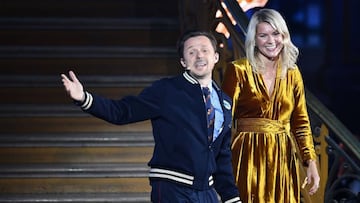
[255,22,283,60]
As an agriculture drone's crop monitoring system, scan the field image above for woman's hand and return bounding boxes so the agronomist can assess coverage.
[305,160,320,195]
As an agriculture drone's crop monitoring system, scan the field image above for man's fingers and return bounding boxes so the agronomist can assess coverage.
[69,70,79,83]
[61,74,69,82]
[60,71,79,85]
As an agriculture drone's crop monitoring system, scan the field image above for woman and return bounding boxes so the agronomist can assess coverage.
[222,9,320,203]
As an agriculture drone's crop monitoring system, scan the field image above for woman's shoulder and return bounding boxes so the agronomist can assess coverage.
[286,64,301,75]
[232,57,249,65]
[230,58,252,72]
[286,64,305,82]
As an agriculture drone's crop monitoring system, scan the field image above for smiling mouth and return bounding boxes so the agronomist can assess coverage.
[265,45,276,50]
[195,61,207,68]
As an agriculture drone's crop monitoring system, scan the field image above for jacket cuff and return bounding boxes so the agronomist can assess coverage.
[224,196,242,203]
[73,91,93,110]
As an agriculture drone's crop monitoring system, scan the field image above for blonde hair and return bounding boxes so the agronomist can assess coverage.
[245,8,299,78]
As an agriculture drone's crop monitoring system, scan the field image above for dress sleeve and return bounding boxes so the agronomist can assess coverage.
[290,67,317,165]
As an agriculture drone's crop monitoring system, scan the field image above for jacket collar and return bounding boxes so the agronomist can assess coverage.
[182,71,220,92]
[183,71,198,84]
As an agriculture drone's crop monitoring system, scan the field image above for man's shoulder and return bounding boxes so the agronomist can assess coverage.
[147,74,185,92]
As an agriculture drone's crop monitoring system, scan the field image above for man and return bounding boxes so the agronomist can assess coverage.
[61,31,241,203]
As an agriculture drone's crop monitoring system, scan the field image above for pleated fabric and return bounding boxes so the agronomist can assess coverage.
[222,59,317,203]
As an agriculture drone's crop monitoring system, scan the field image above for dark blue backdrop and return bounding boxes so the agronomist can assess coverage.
[248,0,360,136]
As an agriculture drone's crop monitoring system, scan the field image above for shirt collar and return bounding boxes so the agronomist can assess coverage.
[204,83,213,92]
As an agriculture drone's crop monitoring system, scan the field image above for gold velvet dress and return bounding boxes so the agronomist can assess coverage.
[221,58,317,203]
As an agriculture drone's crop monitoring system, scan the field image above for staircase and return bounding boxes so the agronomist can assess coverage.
[0,0,181,202]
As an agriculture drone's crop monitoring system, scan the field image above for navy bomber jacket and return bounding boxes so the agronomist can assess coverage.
[77,71,241,203]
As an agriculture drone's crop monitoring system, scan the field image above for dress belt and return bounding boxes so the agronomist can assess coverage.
[236,118,290,133]
[235,118,298,164]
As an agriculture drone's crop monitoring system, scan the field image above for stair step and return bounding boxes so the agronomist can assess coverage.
[0,163,149,178]
[0,18,179,47]
[0,132,154,147]
[0,87,144,104]
[0,58,181,76]
[0,17,178,30]
[0,75,162,88]
[0,146,152,164]
[0,74,172,104]
[0,45,176,59]
[0,193,151,203]
[0,117,151,133]
[0,177,151,193]
[0,29,178,47]
[0,0,178,18]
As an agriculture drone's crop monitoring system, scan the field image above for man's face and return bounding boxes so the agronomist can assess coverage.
[181,36,219,80]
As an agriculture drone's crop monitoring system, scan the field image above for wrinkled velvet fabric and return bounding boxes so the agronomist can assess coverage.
[221,58,317,203]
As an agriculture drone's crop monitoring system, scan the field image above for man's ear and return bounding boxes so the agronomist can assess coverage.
[214,52,219,63]
[180,58,186,67]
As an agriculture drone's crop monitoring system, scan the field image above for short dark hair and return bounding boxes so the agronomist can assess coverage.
[176,30,218,58]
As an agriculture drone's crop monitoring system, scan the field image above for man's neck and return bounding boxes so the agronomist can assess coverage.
[199,79,212,88]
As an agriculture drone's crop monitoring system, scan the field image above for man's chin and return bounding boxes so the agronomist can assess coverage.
[189,71,209,79]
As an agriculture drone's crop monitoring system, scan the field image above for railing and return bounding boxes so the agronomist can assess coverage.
[306,91,360,203]
[179,0,360,202]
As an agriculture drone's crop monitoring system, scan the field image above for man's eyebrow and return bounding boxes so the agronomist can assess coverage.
[184,45,195,51]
